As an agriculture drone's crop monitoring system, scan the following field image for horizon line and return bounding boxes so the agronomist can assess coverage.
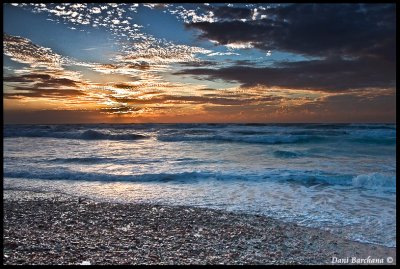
[3,122,396,125]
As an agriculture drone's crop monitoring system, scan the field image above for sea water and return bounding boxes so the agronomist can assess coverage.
[3,123,396,247]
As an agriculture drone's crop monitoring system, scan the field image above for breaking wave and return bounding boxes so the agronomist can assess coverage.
[3,129,147,141]
[4,123,395,145]
[4,169,395,192]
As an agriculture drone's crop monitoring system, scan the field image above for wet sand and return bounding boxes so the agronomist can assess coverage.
[3,190,396,265]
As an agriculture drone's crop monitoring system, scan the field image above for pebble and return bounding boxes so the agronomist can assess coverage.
[3,190,397,265]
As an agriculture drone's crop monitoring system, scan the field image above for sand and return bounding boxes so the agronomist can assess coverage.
[3,190,396,265]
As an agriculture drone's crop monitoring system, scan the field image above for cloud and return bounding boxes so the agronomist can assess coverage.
[292,91,396,123]
[109,90,283,108]
[171,4,395,92]
[88,62,154,77]
[209,6,252,21]
[3,33,63,68]
[169,6,215,23]
[3,72,86,99]
[7,4,222,74]
[178,60,219,67]
[186,4,396,61]
[224,42,254,50]
[231,60,258,66]
[142,3,170,10]
[4,73,79,87]
[207,51,239,56]
[4,4,396,123]
[175,56,396,91]
[9,3,143,41]
[99,106,142,114]
[3,33,106,103]
[117,39,212,65]
[169,5,255,24]
[4,87,85,99]
[3,33,172,106]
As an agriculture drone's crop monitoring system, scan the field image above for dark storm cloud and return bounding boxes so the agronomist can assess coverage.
[206,6,252,21]
[181,4,396,91]
[232,60,257,66]
[188,4,395,60]
[176,56,396,91]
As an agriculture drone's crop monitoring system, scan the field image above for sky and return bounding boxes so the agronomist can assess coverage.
[3,3,396,123]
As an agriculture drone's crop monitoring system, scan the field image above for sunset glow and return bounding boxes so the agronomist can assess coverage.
[3,3,396,123]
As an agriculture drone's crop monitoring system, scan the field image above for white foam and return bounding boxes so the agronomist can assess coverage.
[352,173,396,190]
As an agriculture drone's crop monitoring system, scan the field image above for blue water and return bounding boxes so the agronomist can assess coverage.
[3,123,396,247]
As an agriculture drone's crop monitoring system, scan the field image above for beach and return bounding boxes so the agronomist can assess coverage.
[4,2,396,265]
[4,123,397,249]
[3,190,396,265]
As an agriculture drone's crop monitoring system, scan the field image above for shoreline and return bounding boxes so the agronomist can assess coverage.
[3,190,396,265]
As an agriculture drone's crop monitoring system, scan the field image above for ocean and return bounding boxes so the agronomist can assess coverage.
[3,123,396,247]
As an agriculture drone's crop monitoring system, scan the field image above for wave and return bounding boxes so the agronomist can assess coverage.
[302,123,396,130]
[351,137,396,145]
[4,124,395,145]
[3,129,147,141]
[174,158,216,165]
[231,130,273,135]
[266,171,396,192]
[4,169,395,192]
[161,129,216,135]
[80,130,146,140]
[158,134,324,144]
[3,170,218,183]
[352,173,396,189]
[48,157,163,165]
[347,124,396,130]
[288,130,348,136]
[273,150,301,158]
[345,129,396,144]
[48,157,118,164]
